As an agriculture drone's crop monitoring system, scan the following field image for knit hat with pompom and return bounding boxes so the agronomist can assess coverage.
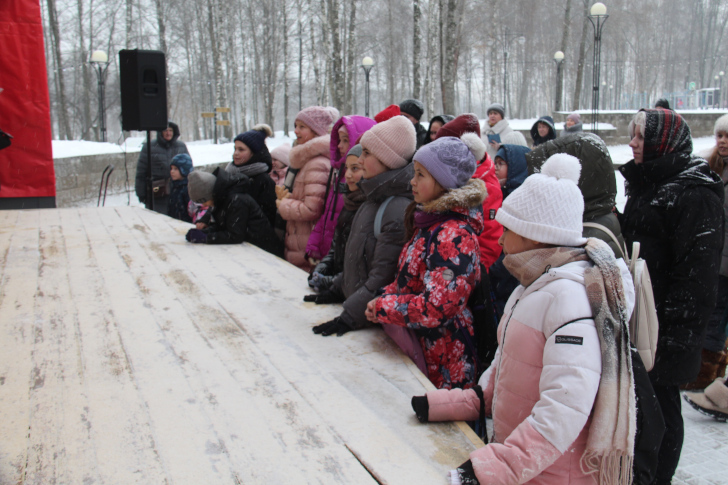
[413,134,483,189]
[234,124,272,154]
[295,106,341,136]
[495,153,586,246]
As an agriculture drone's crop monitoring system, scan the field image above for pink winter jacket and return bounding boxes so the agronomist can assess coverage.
[278,134,330,271]
[427,261,603,484]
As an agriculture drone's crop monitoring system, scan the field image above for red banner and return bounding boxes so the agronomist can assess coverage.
[0,0,55,198]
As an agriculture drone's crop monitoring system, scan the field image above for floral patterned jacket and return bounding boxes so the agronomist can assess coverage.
[375,179,487,389]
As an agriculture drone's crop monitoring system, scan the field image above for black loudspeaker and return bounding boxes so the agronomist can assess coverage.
[119,49,168,131]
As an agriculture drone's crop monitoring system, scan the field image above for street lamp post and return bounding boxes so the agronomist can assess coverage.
[588,2,608,134]
[361,57,374,117]
[553,51,565,112]
[90,50,110,142]
[720,71,725,108]
[502,28,525,117]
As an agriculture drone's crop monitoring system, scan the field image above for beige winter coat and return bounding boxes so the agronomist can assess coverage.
[278,135,331,271]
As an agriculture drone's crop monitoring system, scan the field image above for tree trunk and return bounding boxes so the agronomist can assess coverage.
[76,0,92,140]
[344,0,357,115]
[208,0,228,139]
[283,1,289,136]
[413,0,422,100]
[154,0,171,106]
[46,0,72,139]
[440,0,460,114]
[126,0,133,48]
[572,0,589,111]
[326,0,344,110]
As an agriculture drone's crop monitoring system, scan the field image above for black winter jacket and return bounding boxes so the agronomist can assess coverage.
[168,179,192,223]
[204,168,283,256]
[331,164,414,330]
[135,122,189,203]
[224,147,278,227]
[619,154,724,385]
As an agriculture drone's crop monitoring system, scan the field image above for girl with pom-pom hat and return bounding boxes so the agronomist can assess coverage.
[410,153,636,485]
[365,134,488,390]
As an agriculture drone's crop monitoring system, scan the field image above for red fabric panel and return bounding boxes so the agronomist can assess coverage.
[0,0,56,198]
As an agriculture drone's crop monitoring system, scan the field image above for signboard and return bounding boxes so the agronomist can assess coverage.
[216,120,230,126]
[216,107,230,113]
[201,112,215,118]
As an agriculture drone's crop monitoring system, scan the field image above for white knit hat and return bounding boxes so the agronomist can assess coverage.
[714,113,728,136]
[495,153,586,246]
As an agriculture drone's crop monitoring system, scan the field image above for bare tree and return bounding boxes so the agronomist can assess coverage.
[413,0,422,99]
[46,0,72,139]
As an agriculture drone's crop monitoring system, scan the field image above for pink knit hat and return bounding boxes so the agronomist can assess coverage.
[295,106,341,136]
[270,143,292,167]
[360,115,417,169]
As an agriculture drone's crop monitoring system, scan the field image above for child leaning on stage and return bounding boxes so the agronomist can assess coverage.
[364,135,488,390]
[411,154,636,485]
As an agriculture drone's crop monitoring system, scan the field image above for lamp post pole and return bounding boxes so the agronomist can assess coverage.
[553,51,565,112]
[361,57,374,117]
[588,2,608,135]
[90,50,110,142]
[720,71,725,108]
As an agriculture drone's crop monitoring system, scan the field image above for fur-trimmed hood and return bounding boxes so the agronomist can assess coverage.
[421,178,487,213]
[420,178,487,234]
[289,134,331,169]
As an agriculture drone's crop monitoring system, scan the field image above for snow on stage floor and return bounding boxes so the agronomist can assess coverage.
[0,207,481,484]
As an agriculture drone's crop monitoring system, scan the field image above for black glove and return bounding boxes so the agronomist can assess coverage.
[186,228,208,244]
[453,460,479,485]
[312,317,351,337]
[411,395,429,423]
[302,290,344,304]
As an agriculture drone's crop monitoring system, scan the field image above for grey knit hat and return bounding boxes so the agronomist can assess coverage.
[188,171,216,203]
[413,136,476,190]
[347,144,363,158]
[486,103,506,118]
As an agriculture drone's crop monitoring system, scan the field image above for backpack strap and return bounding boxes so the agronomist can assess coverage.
[373,195,395,239]
[582,221,629,262]
[472,385,488,444]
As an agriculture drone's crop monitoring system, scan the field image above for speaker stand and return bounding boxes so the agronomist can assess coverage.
[145,130,154,211]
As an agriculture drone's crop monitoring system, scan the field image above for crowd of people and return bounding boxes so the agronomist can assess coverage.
[135,102,728,485]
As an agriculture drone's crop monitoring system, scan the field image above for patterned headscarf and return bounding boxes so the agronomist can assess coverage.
[634,108,693,163]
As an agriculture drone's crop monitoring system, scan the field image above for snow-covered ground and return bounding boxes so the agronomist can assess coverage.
[53,129,718,213]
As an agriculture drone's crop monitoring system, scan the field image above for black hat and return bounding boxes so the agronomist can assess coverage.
[399,99,425,121]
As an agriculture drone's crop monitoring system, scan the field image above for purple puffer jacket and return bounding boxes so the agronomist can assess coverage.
[305,115,376,260]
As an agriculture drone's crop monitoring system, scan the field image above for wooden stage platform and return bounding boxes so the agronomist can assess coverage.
[0,207,481,484]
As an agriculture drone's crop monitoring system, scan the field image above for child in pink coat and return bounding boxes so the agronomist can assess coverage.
[411,154,636,485]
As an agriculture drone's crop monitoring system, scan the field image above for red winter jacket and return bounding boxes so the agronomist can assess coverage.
[473,154,503,269]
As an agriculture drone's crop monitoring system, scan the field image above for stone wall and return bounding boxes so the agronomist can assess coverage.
[54,152,227,207]
[552,111,728,145]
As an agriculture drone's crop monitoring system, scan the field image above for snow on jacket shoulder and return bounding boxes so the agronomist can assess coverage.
[376,179,486,390]
[426,261,602,484]
[278,134,331,270]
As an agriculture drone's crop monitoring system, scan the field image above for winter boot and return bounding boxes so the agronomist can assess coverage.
[683,379,728,422]
[681,349,725,391]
